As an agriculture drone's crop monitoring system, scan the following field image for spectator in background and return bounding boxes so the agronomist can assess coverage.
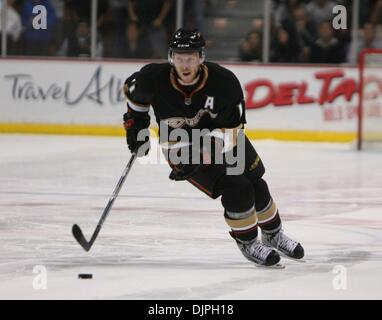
[305,0,337,29]
[97,5,116,58]
[109,0,128,34]
[274,0,307,62]
[50,0,63,19]
[293,6,316,62]
[21,0,58,56]
[65,0,108,22]
[127,0,172,59]
[370,0,382,25]
[58,20,103,57]
[347,23,382,63]
[184,0,205,33]
[57,1,78,52]
[274,0,302,28]
[359,0,374,28]
[108,0,128,57]
[0,0,22,54]
[310,20,346,63]
[238,30,262,62]
[270,28,301,62]
[334,0,352,59]
[113,22,149,59]
[60,0,111,57]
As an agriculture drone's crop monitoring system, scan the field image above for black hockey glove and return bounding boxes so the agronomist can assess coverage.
[123,111,150,157]
[168,136,224,181]
[169,162,203,181]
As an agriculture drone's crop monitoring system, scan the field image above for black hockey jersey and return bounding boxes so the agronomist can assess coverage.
[123,61,246,140]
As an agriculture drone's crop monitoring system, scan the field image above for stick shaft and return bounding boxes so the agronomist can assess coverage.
[98,152,137,228]
[73,152,138,251]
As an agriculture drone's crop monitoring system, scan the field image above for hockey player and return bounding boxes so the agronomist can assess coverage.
[123,28,304,267]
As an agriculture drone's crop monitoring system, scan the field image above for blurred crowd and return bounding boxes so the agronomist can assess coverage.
[1,0,381,63]
[0,0,180,58]
[239,0,382,63]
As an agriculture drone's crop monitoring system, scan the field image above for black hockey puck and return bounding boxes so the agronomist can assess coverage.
[78,273,92,279]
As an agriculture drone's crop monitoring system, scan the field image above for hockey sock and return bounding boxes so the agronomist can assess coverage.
[250,178,282,235]
[257,198,282,235]
[225,208,258,242]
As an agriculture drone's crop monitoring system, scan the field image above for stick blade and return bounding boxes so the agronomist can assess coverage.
[72,224,91,252]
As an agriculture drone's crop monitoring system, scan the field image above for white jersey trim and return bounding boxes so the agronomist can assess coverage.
[127,97,150,113]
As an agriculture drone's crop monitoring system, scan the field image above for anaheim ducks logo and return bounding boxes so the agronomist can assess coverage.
[163,109,218,128]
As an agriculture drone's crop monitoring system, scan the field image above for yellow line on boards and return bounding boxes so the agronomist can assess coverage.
[245,129,356,143]
[0,123,126,136]
[0,123,355,142]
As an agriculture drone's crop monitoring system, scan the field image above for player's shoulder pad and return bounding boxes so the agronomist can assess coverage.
[204,61,240,84]
[138,62,170,78]
[204,61,243,102]
[124,63,170,103]
[124,63,170,86]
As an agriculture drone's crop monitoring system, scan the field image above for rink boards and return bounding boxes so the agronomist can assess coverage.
[0,58,359,142]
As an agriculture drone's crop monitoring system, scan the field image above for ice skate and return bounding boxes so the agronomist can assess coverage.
[262,230,304,260]
[234,237,283,268]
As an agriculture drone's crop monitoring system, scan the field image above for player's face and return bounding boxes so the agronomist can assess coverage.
[173,52,201,84]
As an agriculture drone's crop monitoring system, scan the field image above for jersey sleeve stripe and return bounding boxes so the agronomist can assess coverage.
[126,97,150,112]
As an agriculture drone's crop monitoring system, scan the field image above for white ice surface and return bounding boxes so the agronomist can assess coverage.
[0,134,381,300]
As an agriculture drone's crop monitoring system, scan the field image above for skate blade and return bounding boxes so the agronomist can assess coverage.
[255,262,285,269]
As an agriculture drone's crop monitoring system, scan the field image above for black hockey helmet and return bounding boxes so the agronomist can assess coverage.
[168,28,206,64]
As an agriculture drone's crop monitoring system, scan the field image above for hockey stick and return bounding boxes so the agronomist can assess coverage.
[72,151,138,251]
